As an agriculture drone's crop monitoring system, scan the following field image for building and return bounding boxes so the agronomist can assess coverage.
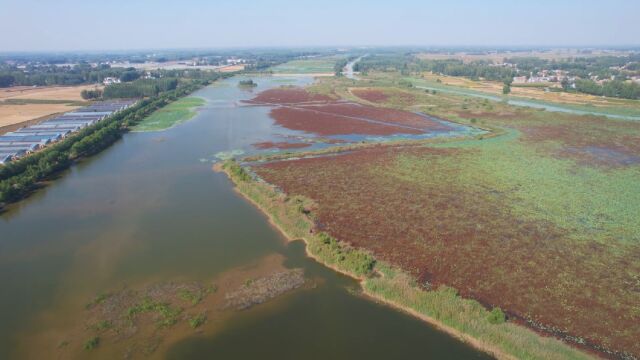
[103,77,121,85]
[512,76,528,84]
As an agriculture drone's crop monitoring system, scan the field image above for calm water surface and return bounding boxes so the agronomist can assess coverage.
[0,76,491,359]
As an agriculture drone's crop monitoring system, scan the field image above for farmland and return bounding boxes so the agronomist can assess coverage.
[233,74,640,358]
[0,84,97,133]
[269,57,340,75]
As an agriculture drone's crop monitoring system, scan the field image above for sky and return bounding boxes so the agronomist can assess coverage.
[0,0,638,52]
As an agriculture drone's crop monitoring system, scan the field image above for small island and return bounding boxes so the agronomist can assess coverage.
[238,79,258,87]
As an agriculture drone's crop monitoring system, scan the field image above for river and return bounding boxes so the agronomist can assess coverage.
[343,55,365,80]
[0,75,491,359]
[415,84,640,121]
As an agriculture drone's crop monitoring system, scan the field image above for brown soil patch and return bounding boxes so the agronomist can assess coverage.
[352,88,417,105]
[0,103,81,129]
[0,84,101,101]
[351,88,389,103]
[248,88,333,104]
[253,141,312,150]
[217,64,245,73]
[270,107,422,136]
[301,103,449,131]
[250,87,450,136]
[0,84,98,129]
[457,110,519,120]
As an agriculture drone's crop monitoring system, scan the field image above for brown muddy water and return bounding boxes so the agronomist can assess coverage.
[0,76,491,359]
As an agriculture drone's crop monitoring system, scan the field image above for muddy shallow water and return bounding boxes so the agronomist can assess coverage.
[0,75,490,359]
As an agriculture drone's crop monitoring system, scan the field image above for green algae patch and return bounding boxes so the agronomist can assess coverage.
[134,97,205,132]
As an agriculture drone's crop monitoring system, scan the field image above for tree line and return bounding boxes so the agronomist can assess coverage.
[0,74,231,205]
[102,78,179,99]
[0,63,130,87]
[353,53,640,100]
[0,63,219,88]
[353,54,515,82]
[574,78,640,100]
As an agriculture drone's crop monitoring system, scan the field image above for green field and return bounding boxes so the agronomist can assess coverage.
[270,57,339,74]
[133,97,205,132]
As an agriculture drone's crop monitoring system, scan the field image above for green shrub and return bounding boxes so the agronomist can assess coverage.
[84,336,100,350]
[188,313,206,329]
[177,289,203,305]
[487,307,506,324]
[223,160,251,182]
[94,320,112,331]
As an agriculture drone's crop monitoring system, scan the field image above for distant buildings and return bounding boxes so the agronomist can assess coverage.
[103,77,121,85]
[226,58,246,65]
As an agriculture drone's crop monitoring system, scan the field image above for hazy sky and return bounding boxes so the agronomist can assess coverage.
[1,0,638,51]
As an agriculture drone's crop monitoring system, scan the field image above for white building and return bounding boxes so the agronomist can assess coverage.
[103,77,121,85]
[512,76,528,84]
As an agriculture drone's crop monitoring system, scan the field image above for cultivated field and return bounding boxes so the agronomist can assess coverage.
[269,57,339,75]
[243,76,640,358]
[0,84,100,101]
[0,84,97,133]
[217,64,245,72]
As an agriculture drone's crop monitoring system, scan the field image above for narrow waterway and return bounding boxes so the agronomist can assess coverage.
[415,84,640,120]
[0,76,491,359]
[343,55,365,80]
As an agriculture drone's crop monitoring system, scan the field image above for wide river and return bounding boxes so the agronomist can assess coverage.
[0,76,490,359]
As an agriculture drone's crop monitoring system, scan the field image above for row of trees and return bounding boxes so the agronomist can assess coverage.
[0,76,225,204]
[0,63,237,89]
[420,59,516,82]
[102,78,178,99]
[0,64,130,87]
[355,53,640,100]
[352,55,516,82]
[506,54,640,80]
[80,88,103,100]
[574,79,640,100]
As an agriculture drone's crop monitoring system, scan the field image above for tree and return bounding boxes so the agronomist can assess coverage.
[561,77,570,91]
[503,84,511,95]
[119,70,141,82]
[487,307,506,324]
[0,74,15,87]
[81,89,103,100]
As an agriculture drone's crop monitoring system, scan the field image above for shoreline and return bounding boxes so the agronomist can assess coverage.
[214,160,595,360]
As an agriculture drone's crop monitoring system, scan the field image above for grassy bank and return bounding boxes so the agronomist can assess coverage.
[218,159,593,360]
[133,96,205,132]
